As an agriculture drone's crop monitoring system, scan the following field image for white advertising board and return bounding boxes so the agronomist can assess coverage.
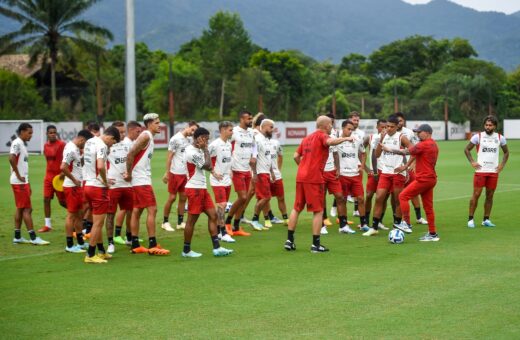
[0,120,45,154]
[504,120,520,139]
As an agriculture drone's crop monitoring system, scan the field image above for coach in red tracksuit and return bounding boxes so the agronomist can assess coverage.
[382,124,440,242]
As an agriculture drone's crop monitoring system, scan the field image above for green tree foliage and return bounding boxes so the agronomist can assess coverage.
[0,69,48,119]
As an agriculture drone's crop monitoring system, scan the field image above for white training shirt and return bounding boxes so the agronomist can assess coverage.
[208,137,232,187]
[367,133,383,171]
[131,130,154,186]
[83,136,108,188]
[9,137,29,184]
[185,144,207,189]
[471,132,507,173]
[62,141,82,187]
[401,127,418,145]
[324,129,339,172]
[379,132,406,175]
[231,126,254,172]
[168,131,190,175]
[352,127,365,142]
[252,133,273,175]
[271,139,283,181]
[107,138,132,189]
[337,137,365,177]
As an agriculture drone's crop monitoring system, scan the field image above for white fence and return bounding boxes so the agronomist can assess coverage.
[0,119,471,153]
[504,120,520,139]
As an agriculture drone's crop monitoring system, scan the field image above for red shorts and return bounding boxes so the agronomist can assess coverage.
[340,175,364,197]
[212,186,231,204]
[108,187,134,213]
[232,171,252,192]
[294,182,325,213]
[270,179,285,198]
[43,176,65,201]
[11,184,32,209]
[168,173,187,195]
[255,174,272,199]
[405,170,416,187]
[64,186,84,213]
[84,186,109,215]
[378,173,406,191]
[132,185,156,209]
[323,170,342,195]
[366,173,379,193]
[474,173,499,190]
[185,188,215,214]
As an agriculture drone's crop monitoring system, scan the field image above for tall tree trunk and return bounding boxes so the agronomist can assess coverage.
[96,54,103,122]
[51,57,57,106]
[219,77,226,119]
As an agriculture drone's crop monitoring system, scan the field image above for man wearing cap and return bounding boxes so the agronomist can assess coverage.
[381,124,440,241]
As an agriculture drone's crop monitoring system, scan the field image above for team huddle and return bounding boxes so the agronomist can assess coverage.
[8,112,509,261]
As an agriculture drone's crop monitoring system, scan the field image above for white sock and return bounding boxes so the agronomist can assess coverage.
[45,218,52,228]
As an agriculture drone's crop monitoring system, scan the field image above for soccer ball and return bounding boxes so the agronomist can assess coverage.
[388,229,405,244]
[225,202,233,213]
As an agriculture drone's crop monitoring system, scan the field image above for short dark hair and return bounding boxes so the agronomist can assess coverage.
[127,121,141,129]
[387,114,399,125]
[104,126,121,143]
[46,125,57,132]
[255,116,265,128]
[219,121,233,130]
[483,115,498,126]
[238,110,252,119]
[377,119,387,125]
[348,111,360,119]
[111,121,125,128]
[87,121,100,132]
[193,127,210,140]
[17,123,32,135]
[78,129,94,140]
[342,119,354,128]
[394,112,406,121]
[188,121,199,128]
[326,113,336,120]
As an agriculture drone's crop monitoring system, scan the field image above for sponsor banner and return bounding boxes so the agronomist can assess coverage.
[49,122,83,142]
[0,120,45,153]
[448,121,470,140]
[504,119,520,139]
[408,121,445,140]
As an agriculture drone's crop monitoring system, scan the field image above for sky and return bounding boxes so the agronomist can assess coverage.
[402,0,520,14]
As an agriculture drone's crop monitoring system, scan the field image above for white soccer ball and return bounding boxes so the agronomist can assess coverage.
[225,202,233,213]
[388,229,405,244]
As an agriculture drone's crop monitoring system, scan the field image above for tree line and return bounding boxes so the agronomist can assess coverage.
[1,2,519,128]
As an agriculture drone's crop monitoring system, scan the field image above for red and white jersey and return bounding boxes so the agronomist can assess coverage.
[131,130,154,186]
[62,141,82,187]
[83,136,108,187]
[168,131,190,175]
[253,133,273,175]
[324,128,339,172]
[401,127,418,145]
[107,139,132,189]
[231,126,254,172]
[9,137,29,184]
[185,144,207,189]
[208,138,232,187]
[337,137,365,177]
[471,132,507,173]
[379,132,405,175]
[271,139,283,181]
[123,136,135,147]
[352,127,365,142]
[367,133,383,171]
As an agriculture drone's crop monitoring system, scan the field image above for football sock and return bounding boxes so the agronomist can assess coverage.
[87,245,96,257]
[131,236,140,249]
[233,219,240,231]
[183,242,191,253]
[372,217,380,230]
[354,201,359,211]
[332,199,337,208]
[268,210,275,220]
[282,214,288,219]
[323,208,328,219]
[360,216,367,225]
[45,217,52,228]
[365,213,370,223]
[312,235,320,247]
[484,216,489,221]
[115,226,122,237]
[253,214,259,221]
[211,235,220,249]
[66,236,74,248]
[414,207,422,219]
[264,214,270,222]
[225,216,233,225]
[178,214,184,225]
[76,232,84,245]
[108,237,114,245]
[339,216,347,228]
[163,216,169,223]
[97,243,105,253]
[288,230,295,242]
[149,237,157,248]
[468,215,473,221]
[126,231,132,242]
[28,230,36,240]
[14,229,21,239]
[219,225,227,236]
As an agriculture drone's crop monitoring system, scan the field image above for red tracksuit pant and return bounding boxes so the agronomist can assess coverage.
[399,179,437,233]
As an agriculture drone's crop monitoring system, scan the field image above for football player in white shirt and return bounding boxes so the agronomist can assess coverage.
[125,113,170,256]
[336,120,368,234]
[224,111,254,236]
[363,114,412,236]
[113,121,142,246]
[208,121,235,243]
[250,119,276,231]
[464,115,509,228]
[61,130,94,253]
[162,121,199,232]
[347,111,365,216]
[10,123,50,245]
[82,126,120,263]
[182,127,234,257]
[396,112,427,225]
[269,138,288,225]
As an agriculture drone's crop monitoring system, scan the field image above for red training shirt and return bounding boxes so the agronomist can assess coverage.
[409,138,438,180]
[296,130,330,184]
[44,140,66,178]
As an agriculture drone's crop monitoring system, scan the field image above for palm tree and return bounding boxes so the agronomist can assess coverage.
[0,0,113,106]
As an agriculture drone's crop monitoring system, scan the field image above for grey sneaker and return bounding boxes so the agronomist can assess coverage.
[13,237,31,244]
[419,232,440,242]
[30,237,50,245]
[310,244,329,253]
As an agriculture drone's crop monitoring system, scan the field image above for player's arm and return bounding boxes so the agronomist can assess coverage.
[96,147,109,187]
[464,141,480,170]
[202,147,212,171]
[125,132,149,182]
[333,151,340,178]
[380,135,412,155]
[326,136,353,146]
[8,154,25,182]
[374,131,386,158]
[497,144,509,173]
[359,149,366,173]
[293,151,302,165]
[163,150,174,183]
[277,153,283,171]
[60,161,80,187]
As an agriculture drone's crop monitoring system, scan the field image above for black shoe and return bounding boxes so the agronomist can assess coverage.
[310,244,329,253]
[284,240,296,251]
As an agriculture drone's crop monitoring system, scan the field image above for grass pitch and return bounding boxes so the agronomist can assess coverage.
[0,140,519,338]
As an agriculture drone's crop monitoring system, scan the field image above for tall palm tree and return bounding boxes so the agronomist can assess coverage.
[0,0,113,106]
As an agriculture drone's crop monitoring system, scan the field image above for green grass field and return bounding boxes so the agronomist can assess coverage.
[1,140,519,338]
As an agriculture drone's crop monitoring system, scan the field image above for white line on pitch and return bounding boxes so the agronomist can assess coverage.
[436,188,520,202]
